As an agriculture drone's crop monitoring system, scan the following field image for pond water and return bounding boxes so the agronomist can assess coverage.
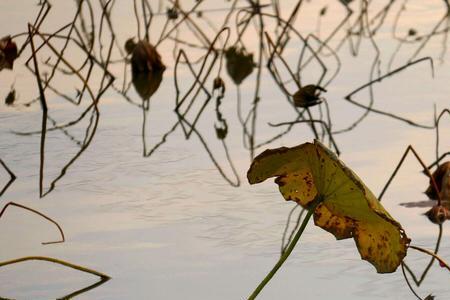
[0,1,449,299]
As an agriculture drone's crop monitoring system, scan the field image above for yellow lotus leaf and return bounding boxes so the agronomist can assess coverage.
[247,140,410,273]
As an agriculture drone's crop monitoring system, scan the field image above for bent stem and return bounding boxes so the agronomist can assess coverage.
[409,245,450,272]
[0,256,110,280]
[0,202,65,245]
[247,199,321,300]
[401,262,424,300]
[401,243,450,300]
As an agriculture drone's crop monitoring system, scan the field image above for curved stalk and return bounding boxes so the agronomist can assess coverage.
[248,199,321,300]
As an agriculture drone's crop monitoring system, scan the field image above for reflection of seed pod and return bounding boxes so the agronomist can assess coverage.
[131,41,166,75]
[124,38,136,55]
[408,29,417,36]
[215,125,228,140]
[225,46,254,85]
[339,0,354,5]
[425,161,450,200]
[130,40,166,101]
[213,77,225,93]
[424,205,450,224]
[166,7,179,20]
[132,68,164,101]
[293,85,326,108]
[0,36,18,71]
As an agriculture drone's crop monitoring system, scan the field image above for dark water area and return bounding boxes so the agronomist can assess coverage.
[0,1,449,299]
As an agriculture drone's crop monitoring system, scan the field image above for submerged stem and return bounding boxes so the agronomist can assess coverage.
[247,199,321,300]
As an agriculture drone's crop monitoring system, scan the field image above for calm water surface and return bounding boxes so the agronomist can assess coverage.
[0,1,449,299]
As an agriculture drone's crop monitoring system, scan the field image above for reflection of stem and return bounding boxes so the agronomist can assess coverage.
[41,107,100,198]
[269,120,340,155]
[401,262,424,300]
[378,146,443,206]
[247,198,322,300]
[0,159,16,198]
[0,202,65,245]
[173,29,231,139]
[13,102,97,135]
[281,204,305,255]
[409,14,449,62]
[305,108,319,139]
[15,1,51,57]
[248,9,265,160]
[335,57,435,133]
[433,109,450,167]
[133,0,141,39]
[180,118,240,187]
[25,24,113,197]
[403,224,442,286]
[28,24,48,198]
[155,0,203,47]
[255,111,304,149]
[56,276,109,300]
[142,99,150,156]
[0,256,110,280]
[236,85,251,148]
[401,241,450,299]
[427,152,450,171]
[143,123,178,158]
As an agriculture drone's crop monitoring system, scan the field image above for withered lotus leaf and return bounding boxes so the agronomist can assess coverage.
[247,140,410,273]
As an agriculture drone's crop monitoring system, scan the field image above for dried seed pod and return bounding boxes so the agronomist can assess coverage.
[5,88,15,106]
[424,205,450,224]
[425,161,450,200]
[213,77,225,93]
[166,7,179,20]
[293,85,326,108]
[131,40,166,75]
[215,125,228,140]
[408,28,417,36]
[0,36,18,71]
[124,38,136,55]
[129,40,166,100]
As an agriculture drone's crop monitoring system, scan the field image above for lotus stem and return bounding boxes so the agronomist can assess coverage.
[247,199,321,300]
